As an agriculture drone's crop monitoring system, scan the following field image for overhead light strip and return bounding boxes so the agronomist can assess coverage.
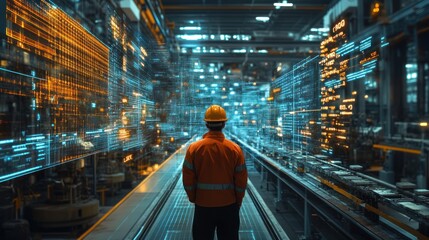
[255,16,270,22]
[274,1,294,8]
[180,26,201,30]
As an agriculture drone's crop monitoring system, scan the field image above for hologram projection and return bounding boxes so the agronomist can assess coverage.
[0,0,155,181]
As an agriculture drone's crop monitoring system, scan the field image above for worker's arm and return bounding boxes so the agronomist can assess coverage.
[182,149,196,203]
[234,148,248,207]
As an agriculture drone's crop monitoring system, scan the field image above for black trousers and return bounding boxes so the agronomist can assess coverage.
[192,203,240,240]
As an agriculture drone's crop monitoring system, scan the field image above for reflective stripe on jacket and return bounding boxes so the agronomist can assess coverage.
[182,131,248,207]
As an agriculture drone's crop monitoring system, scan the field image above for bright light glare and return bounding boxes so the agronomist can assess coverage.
[232,49,247,53]
[256,16,270,22]
[177,34,206,40]
[311,27,329,32]
[180,26,201,30]
[274,1,294,7]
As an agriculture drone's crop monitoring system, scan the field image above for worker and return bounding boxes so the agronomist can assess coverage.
[182,105,248,240]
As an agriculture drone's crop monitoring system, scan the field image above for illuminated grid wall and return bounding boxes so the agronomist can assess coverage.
[175,59,271,137]
[104,8,155,153]
[271,56,321,153]
[181,62,243,133]
[0,0,158,181]
[238,82,270,133]
[222,77,245,128]
[174,55,198,134]
[319,17,387,158]
[0,0,155,181]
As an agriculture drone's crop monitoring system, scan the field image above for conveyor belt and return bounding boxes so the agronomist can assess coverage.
[79,138,289,240]
[232,133,429,239]
[141,176,275,240]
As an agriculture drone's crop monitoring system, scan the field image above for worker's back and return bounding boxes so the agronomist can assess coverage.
[182,105,247,240]
[185,131,246,207]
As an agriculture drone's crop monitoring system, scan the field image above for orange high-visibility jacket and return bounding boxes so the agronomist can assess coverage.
[182,131,248,207]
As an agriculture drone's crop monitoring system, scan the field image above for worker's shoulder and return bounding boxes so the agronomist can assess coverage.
[189,139,200,147]
[188,138,206,149]
[224,138,242,150]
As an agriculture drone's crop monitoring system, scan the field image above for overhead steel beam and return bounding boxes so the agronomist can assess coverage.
[189,52,319,63]
[163,5,326,11]
[177,40,321,48]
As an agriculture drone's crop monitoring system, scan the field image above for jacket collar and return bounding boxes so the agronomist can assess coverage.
[203,131,225,140]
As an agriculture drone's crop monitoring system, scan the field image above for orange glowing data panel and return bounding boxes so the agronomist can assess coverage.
[319,18,350,156]
[320,11,386,158]
[0,0,109,181]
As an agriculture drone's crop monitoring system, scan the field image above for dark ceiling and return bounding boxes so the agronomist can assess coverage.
[162,0,336,55]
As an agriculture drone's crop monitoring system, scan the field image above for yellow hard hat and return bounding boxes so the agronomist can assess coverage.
[204,105,228,122]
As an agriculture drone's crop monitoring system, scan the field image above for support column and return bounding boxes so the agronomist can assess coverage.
[380,150,395,184]
[266,171,269,191]
[417,24,429,116]
[92,154,97,196]
[304,189,312,239]
[379,23,391,138]
[384,0,394,16]
[417,131,427,189]
[416,23,428,189]
[357,0,365,33]
[276,177,282,211]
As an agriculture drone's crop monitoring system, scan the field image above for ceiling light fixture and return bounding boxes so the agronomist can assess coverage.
[180,26,201,30]
[255,16,270,22]
[274,1,294,9]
